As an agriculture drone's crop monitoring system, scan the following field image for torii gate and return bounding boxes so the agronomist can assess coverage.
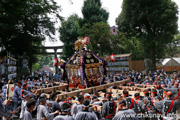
[37,46,63,74]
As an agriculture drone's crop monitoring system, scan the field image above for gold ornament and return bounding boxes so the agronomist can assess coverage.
[90,59,94,63]
[86,59,90,63]
[87,52,91,58]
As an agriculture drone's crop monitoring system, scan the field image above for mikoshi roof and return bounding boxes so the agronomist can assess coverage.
[65,49,105,66]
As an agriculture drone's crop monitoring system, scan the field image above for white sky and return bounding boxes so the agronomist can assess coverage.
[45,0,180,53]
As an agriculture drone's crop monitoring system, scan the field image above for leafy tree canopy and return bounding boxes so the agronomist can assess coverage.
[0,0,62,67]
[59,14,80,60]
[166,32,180,58]
[116,0,178,69]
[79,22,112,56]
[79,0,109,28]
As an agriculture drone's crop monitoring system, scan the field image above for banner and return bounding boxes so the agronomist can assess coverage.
[6,84,14,100]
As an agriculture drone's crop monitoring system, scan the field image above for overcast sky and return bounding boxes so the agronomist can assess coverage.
[45,0,180,52]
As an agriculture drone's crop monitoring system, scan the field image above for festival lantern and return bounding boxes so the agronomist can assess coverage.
[110,54,116,62]
[53,58,59,66]
[84,37,90,45]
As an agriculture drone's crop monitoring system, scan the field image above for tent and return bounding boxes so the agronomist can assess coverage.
[160,58,180,66]
[156,57,180,72]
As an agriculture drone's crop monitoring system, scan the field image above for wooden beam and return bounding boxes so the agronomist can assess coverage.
[106,88,144,96]
[37,84,68,94]
[57,80,130,100]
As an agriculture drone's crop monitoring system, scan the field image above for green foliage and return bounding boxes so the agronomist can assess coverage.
[32,63,40,71]
[79,22,112,56]
[166,32,180,57]
[59,14,80,60]
[79,0,109,28]
[111,32,144,60]
[0,0,62,66]
[77,0,111,56]
[116,0,178,69]
[110,33,123,54]
[38,55,53,70]
[59,0,111,57]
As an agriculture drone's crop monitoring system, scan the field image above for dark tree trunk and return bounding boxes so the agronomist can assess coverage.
[149,42,156,71]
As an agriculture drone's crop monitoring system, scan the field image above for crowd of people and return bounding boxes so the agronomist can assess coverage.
[0,69,180,120]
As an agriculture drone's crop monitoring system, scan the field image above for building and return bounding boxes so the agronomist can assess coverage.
[110,26,118,35]
[0,53,17,80]
[107,53,131,72]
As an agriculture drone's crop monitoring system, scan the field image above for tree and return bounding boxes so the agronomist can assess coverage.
[110,33,122,54]
[79,0,109,28]
[111,32,144,60]
[0,0,62,68]
[116,0,178,70]
[59,14,80,60]
[166,33,180,58]
[79,22,112,56]
[38,55,53,70]
[78,0,110,56]
[32,63,40,71]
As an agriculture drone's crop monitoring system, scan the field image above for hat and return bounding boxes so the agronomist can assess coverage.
[84,93,91,99]
[67,97,72,100]
[84,93,91,97]
[134,93,140,98]
[130,82,133,84]
[175,83,179,85]
[129,82,134,86]
[23,84,28,88]
[106,92,112,97]
[151,89,157,93]
[61,103,71,112]
[166,91,173,96]
[153,82,157,85]
[17,82,22,85]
